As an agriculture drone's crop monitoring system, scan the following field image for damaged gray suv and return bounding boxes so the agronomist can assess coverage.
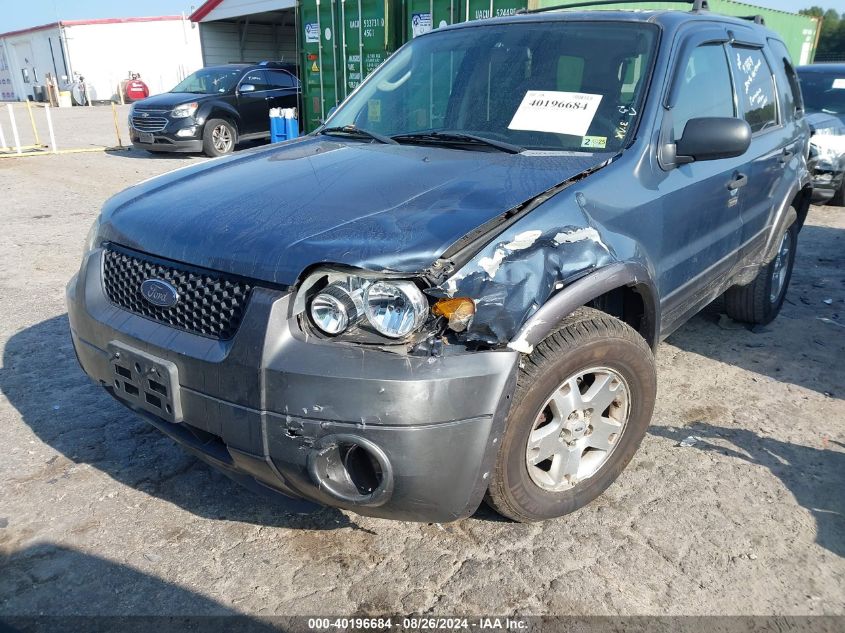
[68,5,811,522]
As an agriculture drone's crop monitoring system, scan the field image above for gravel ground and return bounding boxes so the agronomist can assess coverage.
[0,106,843,619]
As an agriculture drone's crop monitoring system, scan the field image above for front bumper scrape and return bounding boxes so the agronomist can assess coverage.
[66,249,519,522]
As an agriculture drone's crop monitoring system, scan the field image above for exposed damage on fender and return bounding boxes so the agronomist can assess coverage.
[67,8,811,522]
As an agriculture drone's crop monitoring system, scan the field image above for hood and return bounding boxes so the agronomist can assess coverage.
[806,111,845,133]
[98,137,609,285]
[133,92,212,109]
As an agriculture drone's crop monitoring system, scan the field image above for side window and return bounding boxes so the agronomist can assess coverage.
[768,38,804,118]
[268,70,296,89]
[731,46,778,133]
[241,70,270,91]
[672,44,735,139]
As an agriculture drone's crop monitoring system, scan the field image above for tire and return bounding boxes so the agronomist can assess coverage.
[202,119,237,157]
[724,220,797,325]
[486,307,657,523]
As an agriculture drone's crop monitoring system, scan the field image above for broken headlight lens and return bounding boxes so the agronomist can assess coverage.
[364,280,428,339]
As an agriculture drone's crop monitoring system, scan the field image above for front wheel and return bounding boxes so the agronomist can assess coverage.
[202,119,236,157]
[724,221,797,325]
[486,307,657,522]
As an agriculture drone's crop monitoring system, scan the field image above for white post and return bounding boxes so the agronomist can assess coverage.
[45,104,58,153]
[7,104,22,154]
[0,122,7,150]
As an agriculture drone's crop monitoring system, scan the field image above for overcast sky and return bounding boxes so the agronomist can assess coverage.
[2,0,844,33]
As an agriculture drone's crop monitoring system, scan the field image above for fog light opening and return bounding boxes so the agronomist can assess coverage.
[307,435,394,506]
[341,443,383,496]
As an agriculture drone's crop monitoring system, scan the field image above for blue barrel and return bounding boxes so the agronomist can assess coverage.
[285,117,299,140]
[270,116,287,143]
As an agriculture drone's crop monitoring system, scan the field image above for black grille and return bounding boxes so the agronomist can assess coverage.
[131,115,168,132]
[103,247,252,340]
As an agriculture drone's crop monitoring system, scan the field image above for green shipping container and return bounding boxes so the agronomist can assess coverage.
[531,1,819,65]
[299,0,401,132]
[298,0,528,131]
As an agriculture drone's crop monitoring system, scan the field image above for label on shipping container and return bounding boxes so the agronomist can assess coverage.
[508,91,603,137]
[305,23,319,43]
[412,13,432,38]
[832,78,845,89]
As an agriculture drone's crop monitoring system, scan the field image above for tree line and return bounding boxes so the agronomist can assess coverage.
[800,6,845,59]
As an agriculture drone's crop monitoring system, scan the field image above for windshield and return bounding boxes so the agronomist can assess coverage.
[171,69,242,94]
[325,21,658,152]
[798,70,845,115]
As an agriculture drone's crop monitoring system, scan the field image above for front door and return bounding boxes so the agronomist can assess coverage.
[237,70,272,135]
[656,40,747,308]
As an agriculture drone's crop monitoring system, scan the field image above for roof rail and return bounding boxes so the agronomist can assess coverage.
[521,0,709,15]
[258,60,292,68]
[738,14,766,25]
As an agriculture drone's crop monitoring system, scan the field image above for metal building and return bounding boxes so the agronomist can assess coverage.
[0,16,203,102]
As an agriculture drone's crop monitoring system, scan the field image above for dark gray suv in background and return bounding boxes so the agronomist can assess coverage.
[68,4,810,523]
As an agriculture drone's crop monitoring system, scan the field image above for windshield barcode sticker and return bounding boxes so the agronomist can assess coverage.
[508,91,603,137]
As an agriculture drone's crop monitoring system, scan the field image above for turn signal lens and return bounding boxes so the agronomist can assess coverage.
[433,298,475,332]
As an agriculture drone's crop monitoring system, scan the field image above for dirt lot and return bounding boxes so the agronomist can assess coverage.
[0,105,843,619]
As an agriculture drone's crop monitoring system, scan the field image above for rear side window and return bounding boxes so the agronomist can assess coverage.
[268,70,297,89]
[767,39,803,118]
[732,47,778,133]
[672,44,735,139]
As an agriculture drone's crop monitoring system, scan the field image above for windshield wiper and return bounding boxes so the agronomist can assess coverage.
[392,131,524,154]
[318,125,397,144]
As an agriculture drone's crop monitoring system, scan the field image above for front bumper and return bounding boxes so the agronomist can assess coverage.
[66,249,518,522]
[129,120,203,153]
[811,168,844,203]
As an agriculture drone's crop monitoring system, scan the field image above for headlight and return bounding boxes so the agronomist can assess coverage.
[304,274,428,340]
[364,281,428,339]
[171,102,199,118]
[310,283,360,335]
[83,217,101,257]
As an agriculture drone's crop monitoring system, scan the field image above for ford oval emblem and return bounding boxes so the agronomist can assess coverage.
[140,279,179,308]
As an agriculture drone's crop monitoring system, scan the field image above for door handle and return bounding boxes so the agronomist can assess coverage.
[727,172,748,190]
[779,148,794,165]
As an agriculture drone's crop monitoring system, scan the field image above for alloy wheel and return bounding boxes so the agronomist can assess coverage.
[212,124,233,153]
[525,366,631,492]
[769,230,792,303]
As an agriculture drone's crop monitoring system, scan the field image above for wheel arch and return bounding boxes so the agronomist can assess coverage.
[792,184,812,230]
[508,262,660,354]
[204,104,241,135]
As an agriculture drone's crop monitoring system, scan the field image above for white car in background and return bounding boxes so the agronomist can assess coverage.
[798,64,845,205]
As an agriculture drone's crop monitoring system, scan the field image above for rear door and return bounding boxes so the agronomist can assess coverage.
[237,70,272,135]
[729,39,800,257]
[266,69,300,111]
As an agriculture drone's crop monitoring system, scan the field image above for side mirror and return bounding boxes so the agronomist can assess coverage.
[239,83,256,93]
[675,117,751,164]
